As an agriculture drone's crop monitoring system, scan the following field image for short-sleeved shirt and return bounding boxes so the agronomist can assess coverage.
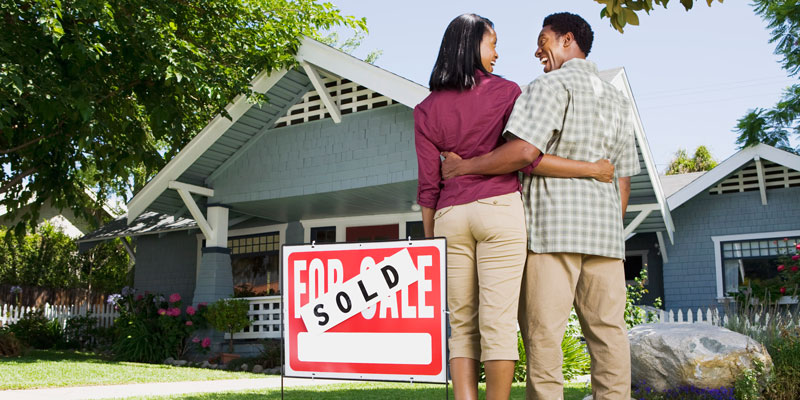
[504,58,640,259]
[414,72,523,210]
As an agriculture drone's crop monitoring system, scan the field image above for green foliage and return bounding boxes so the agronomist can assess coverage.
[625,268,663,329]
[734,360,765,400]
[734,0,799,154]
[665,146,717,175]
[0,330,23,357]
[319,32,382,64]
[112,291,208,363]
[0,0,366,234]
[206,298,251,353]
[0,224,130,294]
[593,0,724,33]
[762,328,800,400]
[5,309,66,349]
[64,312,113,350]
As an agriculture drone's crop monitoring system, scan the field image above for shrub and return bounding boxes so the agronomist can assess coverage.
[625,268,662,329]
[763,328,800,400]
[111,290,208,363]
[64,312,113,350]
[0,330,23,357]
[206,298,251,353]
[6,309,65,349]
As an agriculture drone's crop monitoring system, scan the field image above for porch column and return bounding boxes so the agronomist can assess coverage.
[192,204,233,305]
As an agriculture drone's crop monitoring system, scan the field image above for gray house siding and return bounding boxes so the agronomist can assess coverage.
[663,186,800,311]
[209,104,416,205]
[134,231,198,302]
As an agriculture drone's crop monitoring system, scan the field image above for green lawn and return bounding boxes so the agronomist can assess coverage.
[0,350,264,390]
[123,382,591,400]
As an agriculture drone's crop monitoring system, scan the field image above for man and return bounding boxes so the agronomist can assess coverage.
[442,12,639,400]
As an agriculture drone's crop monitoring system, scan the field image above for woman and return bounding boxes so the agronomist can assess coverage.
[414,14,613,400]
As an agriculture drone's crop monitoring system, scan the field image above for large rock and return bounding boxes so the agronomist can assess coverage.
[629,323,771,391]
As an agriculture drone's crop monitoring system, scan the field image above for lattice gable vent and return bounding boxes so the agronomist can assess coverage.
[709,160,800,195]
[274,73,398,128]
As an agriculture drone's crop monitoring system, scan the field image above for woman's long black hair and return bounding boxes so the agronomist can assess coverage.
[428,13,494,92]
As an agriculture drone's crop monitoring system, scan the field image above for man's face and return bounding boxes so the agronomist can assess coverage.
[534,25,567,73]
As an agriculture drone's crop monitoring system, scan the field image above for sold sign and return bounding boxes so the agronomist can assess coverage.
[282,239,447,384]
[299,249,417,334]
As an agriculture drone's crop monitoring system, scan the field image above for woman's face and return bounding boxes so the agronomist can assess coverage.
[479,27,498,73]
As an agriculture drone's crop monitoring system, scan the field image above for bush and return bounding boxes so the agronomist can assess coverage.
[64,312,113,350]
[111,290,209,363]
[0,330,23,357]
[625,268,662,329]
[763,328,800,400]
[206,298,251,353]
[6,309,65,349]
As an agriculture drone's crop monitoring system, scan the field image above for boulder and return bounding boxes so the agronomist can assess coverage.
[629,323,771,391]
[240,363,249,371]
[252,365,264,373]
[174,360,188,367]
[164,357,175,365]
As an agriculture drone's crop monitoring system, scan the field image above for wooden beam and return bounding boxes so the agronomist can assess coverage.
[174,188,214,241]
[754,155,768,206]
[300,61,341,123]
[624,207,655,237]
[168,181,214,197]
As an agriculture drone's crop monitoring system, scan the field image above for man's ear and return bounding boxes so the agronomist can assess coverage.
[562,32,575,48]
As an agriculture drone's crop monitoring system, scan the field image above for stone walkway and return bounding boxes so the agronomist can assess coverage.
[0,376,349,400]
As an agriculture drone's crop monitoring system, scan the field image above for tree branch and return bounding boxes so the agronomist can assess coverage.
[0,167,37,195]
[0,131,60,155]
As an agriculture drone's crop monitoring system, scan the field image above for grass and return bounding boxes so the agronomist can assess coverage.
[0,349,265,390]
[122,382,591,400]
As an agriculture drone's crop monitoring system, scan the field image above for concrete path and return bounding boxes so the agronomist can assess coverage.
[0,376,349,400]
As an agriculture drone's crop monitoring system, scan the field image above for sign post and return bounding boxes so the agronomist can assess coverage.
[282,238,447,383]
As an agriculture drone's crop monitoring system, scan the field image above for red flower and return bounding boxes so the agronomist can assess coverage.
[169,293,181,303]
[780,287,787,295]
[185,320,193,326]
[158,308,167,316]
[792,266,799,273]
[198,302,208,308]
[778,265,786,272]
[792,255,799,261]
[136,294,144,301]
[192,337,201,343]
[796,243,800,250]
[186,306,196,316]
[167,307,181,317]
[201,337,211,348]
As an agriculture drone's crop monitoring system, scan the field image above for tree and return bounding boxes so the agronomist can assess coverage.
[734,0,799,154]
[665,145,718,175]
[0,0,365,235]
[593,0,724,33]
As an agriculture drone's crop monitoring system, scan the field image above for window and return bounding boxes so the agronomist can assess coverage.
[310,226,336,244]
[624,250,648,284]
[228,232,280,296]
[720,236,800,295]
[406,221,425,240]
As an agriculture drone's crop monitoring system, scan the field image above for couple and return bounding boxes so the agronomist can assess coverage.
[414,12,640,400]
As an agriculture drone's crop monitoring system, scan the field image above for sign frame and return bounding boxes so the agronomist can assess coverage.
[281,238,447,384]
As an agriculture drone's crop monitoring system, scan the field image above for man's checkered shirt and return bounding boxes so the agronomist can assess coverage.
[504,58,641,259]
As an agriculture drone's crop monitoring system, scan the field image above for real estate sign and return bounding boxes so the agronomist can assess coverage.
[282,239,447,383]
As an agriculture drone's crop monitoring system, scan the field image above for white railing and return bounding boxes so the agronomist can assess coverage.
[654,307,722,324]
[230,295,282,339]
[0,302,118,328]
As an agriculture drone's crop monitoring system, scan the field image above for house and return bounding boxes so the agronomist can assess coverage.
[657,144,800,311]
[1,192,118,239]
[77,38,673,311]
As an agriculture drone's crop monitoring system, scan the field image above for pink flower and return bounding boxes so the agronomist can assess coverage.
[792,255,799,261]
[796,243,800,250]
[169,293,181,303]
[186,306,196,316]
[192,337,201,343]
[198,302,208,308]
[185,320,193,326]
[201,337,211,348]
[780,287,787,295]
[167,307,181,317]
[158,308,167,315]
[136,294,144,301]
[778,265,786,272]
[792,266,799,273]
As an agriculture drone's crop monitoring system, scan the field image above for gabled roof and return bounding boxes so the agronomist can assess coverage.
[126,37,428,224]
[78,211,197,244]
[660,172,706,198]
[667,143,800,210]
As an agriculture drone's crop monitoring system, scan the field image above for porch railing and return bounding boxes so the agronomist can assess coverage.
[230,295,282,339]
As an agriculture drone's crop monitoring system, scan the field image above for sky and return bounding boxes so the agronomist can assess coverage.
[327,0,796,173]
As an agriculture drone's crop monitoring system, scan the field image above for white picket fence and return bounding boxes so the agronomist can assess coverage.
[0,302,119,329]
[638,305,725,325]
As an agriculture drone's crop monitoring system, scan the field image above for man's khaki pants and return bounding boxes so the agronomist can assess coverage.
[519,252,631,400]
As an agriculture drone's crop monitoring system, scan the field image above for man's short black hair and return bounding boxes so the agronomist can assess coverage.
[543,12,594,56]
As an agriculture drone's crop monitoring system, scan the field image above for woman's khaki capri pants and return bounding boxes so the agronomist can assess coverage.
[433,191,527,361]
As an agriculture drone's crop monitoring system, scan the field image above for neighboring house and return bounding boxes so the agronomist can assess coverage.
[78,38,673,307]
[657,144,800,311]
[1,193,118,239]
